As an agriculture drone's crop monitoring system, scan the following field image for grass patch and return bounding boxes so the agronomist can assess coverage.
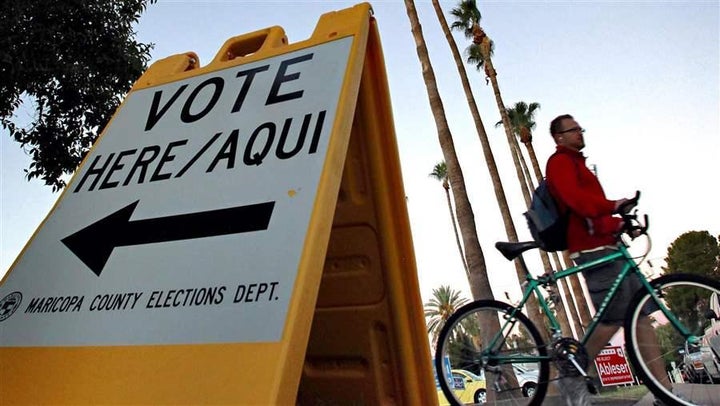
[597,384,649,400]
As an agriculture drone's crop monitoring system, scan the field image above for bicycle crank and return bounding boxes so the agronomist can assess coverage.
[551,337,589,376]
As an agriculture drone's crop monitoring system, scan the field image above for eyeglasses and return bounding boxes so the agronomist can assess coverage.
[557,127,585,134]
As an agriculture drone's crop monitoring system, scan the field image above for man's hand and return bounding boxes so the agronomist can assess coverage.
[614,198,629,212]
[614,197,638,214]
[616,219,642,239]
[625,222,643,239]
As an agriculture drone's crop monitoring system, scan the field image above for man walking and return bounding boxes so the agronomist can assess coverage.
[545,114,671,406]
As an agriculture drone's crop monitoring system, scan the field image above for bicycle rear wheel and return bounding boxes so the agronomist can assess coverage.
[435,300,549,406]
[624,273,720,406]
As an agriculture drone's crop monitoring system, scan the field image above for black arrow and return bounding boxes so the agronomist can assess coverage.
[61,200,275,276]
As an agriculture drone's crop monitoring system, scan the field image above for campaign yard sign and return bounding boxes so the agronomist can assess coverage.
[595,346,635,386]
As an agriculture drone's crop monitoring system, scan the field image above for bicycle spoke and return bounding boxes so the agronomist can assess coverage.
[625,274,720,406]
[435,300,549,406]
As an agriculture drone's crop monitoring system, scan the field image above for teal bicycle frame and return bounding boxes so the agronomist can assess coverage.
[486,242,698,367]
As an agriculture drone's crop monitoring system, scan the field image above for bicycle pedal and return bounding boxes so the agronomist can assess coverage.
[585,378,599,395]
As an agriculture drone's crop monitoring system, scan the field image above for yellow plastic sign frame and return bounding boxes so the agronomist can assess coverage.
[0,3,435,404]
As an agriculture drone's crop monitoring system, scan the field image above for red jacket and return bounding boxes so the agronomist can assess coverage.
[545,146,622,253]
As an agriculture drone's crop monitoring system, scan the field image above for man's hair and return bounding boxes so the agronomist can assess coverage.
[549,114,573,136]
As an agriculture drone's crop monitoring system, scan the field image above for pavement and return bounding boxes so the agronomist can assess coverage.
[540,395,636,405]
[540,383,720,405]
[629,383,720,406]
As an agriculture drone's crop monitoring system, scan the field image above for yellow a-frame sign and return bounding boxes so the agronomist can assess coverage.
[0,3,436,404]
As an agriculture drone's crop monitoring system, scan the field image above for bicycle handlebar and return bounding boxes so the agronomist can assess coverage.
[617,191,649,240]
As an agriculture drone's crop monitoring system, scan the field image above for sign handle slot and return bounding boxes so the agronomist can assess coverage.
[213,27,288,63]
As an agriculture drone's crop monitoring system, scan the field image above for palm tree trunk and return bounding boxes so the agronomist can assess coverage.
[563,251,593,330]
[404,0,491,303]
[484,55,576,332]
[432,0,542,314]
[515,143,535,198]
[429,2,511,241]
[428,7,574,399]
[523,140,544,186]
[426,1,581,353]
[523,137,584,337]
[468,42,587,402]
[551,252,584,337]
[405,1,512,400]
[484,57,533,206]
[524,136,591,334]
[518,137,581,338]
[443,180,469,276]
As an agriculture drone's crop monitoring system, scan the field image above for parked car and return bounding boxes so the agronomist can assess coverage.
[436,365,539,404]
[703,292,720,359]
[436,368,486,405]
[681,342,720,383]
[513,364,539,398]
[452,369,487,404]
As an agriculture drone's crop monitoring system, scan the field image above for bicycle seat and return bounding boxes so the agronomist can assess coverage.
[495,241,540,261]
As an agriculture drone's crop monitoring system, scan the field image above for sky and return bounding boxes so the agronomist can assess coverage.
[1,0,719,307]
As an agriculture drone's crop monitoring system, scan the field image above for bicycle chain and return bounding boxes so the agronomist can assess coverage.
[551,337,589,376]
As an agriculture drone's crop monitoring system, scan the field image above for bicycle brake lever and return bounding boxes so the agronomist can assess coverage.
[628,213,651,239]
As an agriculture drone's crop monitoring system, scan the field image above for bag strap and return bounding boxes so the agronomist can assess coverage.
[546,152,582,217]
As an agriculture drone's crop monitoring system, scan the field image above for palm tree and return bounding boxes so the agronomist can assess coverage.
[427,0,516,249]
[429,161,468,276]
[498,101,593,334]
[404,6,512,397]
[424,285,469,348]
[452,1,531,208]
[426,2,542,400]
[403,0,493,303]
[495,101,543,184]
[443,0,574,339]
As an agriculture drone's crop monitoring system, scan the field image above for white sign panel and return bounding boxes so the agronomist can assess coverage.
[0,37,353,346]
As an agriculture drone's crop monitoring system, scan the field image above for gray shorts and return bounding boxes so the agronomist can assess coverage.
[573,247,643,325]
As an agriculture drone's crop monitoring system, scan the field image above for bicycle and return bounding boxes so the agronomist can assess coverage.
[435,193,720,405]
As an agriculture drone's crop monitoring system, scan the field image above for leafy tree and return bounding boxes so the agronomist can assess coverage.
[662,231,720,333]
[1,0,156,190]
[656,322,684,366]
[447,329,482,374]
[424,285,469,348]
[664,231,720,278]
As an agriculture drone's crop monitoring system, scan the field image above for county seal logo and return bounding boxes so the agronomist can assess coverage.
[0,292,22,322]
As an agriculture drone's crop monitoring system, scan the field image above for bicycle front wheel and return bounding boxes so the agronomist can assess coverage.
[624,273,720,406]
[435,300,549,406]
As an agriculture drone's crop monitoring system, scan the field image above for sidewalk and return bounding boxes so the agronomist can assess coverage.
[629,383,720,406]
[632,392,656,406]
[542,383,720,405]
[541,394,637,405]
